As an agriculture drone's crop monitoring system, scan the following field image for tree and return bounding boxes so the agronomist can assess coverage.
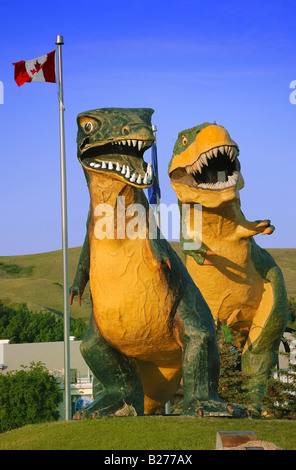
[261,331,296,419]
[171,326,296,418]
[216,327,252,406]
[0,362,62,433]
[0,301,87,343]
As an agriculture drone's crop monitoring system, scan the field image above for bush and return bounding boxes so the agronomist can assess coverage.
[0,362,62,433]
[0,301,87,343]
[171,327,296,419]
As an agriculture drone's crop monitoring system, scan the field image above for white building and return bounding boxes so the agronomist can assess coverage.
[0,332,295,420]
[0,338,93,420]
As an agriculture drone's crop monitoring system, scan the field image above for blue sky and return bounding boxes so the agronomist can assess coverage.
[1,0,296,255]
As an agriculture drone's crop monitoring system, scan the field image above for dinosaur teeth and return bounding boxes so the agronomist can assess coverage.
[213,147,219,158]
[147,163,153,177]
[197,170,240,191]
[200,154,208,166]
[86,158,152,186]
[231,146,239,161]
[186,144,239,175]
[206,149,214,160]
[107,138,153,150]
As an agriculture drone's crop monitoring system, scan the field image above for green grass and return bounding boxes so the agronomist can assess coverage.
[0,417,295,450]
[0,245,295,322]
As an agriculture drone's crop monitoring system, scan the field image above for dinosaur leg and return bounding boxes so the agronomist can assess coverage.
[176,287,247,417]
[135,355,182,414]
[75,313,144,419]
[242,279,288,415]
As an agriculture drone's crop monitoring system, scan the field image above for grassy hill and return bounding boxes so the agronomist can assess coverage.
[0,416,295,450]
[0,243,295,321]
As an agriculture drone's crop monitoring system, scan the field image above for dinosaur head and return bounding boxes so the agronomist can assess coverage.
[77,108,155,188]
[168,123,244,208]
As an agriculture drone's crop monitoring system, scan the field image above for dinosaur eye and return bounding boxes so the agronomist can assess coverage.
[182,135,188,146]
[83,121,94,134]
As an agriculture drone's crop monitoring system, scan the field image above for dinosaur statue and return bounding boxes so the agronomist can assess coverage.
[69,108,246,418]
[168,122,289,415]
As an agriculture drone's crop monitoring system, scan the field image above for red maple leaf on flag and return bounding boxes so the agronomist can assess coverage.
[30,60,42,75]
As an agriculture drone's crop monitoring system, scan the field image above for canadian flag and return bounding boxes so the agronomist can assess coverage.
[13,50,56,87]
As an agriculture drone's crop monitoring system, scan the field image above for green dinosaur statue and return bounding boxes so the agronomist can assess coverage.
[69,108,247,418]
[168,122,289,415]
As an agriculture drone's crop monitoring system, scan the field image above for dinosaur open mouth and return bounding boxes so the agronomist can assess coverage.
[79,138,154,188]
[184,144,240,190]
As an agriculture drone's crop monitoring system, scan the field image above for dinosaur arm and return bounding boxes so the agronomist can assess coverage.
[180,231,216,266]
[69,206,91,306]
[236,208,275,239]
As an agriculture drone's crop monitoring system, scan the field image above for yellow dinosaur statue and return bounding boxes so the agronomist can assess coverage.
[168,122,289,415]
[70,109,247,419]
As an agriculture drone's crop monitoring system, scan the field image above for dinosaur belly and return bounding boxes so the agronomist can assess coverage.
[186,238,264,325]
[89,239,181,362]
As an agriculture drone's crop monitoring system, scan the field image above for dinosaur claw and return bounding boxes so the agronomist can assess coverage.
[157,258,172,270]
[260,227,274,236]
[206,250,216,256]
[227,404,234,415]
[69,292,82,306]
[203,259,214,266]
[256,220,270,228]
[198,408,203,417]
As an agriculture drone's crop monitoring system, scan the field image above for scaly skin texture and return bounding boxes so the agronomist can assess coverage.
[169,122,289,415]
[70,108,247,419]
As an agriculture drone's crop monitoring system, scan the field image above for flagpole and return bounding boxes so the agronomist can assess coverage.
[56,34,71,421]
[152,125,169,414]
[152,125,161,229]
